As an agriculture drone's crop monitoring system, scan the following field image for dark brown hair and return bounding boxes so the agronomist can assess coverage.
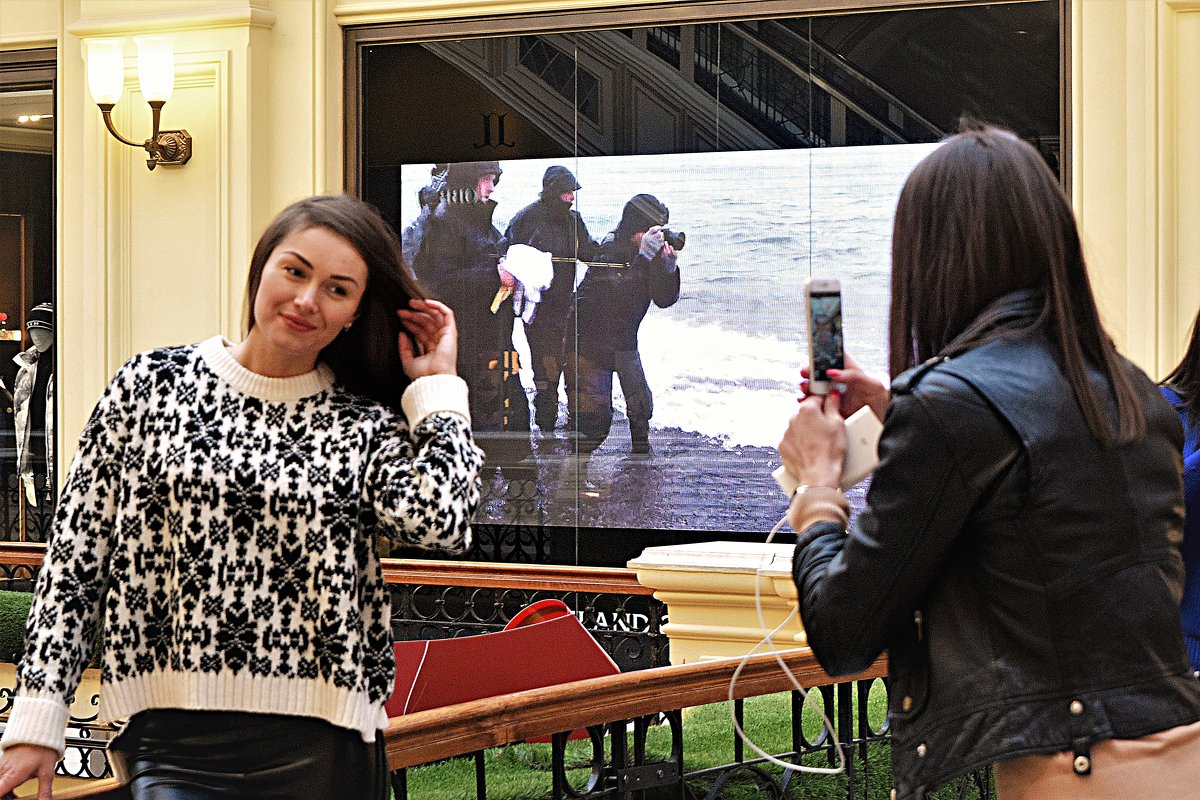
[246,195,424,411]
[889,123,1145,445]
[1163,307,1200,424]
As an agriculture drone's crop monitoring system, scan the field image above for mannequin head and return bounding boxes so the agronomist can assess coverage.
[26,302,53,353]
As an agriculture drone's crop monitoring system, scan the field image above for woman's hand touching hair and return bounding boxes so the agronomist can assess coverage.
[396,298,458,380]
[0,744,59,800]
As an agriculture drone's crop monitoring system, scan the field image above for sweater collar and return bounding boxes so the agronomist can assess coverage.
[197,336,335,402]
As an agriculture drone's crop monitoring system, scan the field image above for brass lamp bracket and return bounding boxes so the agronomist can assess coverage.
[145,130,192,170]
[98,101,193,171]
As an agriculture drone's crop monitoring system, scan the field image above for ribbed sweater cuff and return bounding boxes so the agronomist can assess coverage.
[1187,634,1200,674]
[402,374,471,427]
[0,696,69,756]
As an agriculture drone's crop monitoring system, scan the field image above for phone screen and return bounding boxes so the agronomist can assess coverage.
[809,291,845,381]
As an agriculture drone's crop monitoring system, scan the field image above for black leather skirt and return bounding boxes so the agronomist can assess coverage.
[110,710,388,800]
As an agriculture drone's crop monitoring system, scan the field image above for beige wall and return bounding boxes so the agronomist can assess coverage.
[0,0,1196,469]
[1074,0,1200,380]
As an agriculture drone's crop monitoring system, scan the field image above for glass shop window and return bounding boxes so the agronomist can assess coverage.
[353,2,1061,566]
[1,55,56,543]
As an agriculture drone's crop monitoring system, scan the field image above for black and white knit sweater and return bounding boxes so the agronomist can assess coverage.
[0,336,483,755]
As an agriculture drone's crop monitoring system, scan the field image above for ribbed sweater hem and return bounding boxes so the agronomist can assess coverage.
[101,671,389,743]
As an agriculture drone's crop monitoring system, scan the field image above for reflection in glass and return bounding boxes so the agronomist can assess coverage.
[361,1,1060,553]
[0,86,56,541]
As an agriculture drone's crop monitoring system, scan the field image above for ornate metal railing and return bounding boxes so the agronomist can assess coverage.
[0,471,54,543]
[0,681,118,782]
[0,545,672,671]
[382,650,991,800]
[383,560,668,671]
[0,546,672,796]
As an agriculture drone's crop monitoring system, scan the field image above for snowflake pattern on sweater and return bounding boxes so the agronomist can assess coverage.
[3,337,483,755]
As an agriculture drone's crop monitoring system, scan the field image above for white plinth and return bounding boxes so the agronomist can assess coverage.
[628,541,804,665]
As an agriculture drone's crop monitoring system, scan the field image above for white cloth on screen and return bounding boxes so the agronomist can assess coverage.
[504,244,555,323]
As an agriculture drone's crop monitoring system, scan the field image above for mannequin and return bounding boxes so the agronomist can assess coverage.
[12,302,53,507]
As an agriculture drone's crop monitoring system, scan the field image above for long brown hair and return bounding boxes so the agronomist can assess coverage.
[1163,307,1200,425]
[889,123,1145,445]
[246,195,424,411]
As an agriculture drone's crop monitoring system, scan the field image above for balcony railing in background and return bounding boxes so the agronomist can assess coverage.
[1,546,997,799]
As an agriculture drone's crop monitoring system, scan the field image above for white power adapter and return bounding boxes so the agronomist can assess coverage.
[772,405,883,495]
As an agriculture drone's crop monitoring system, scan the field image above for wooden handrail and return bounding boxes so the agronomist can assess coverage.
[0,542,49,566]
[382,648,887,769]
[381,559,652,594]
[51,780,121,799]
[0,545,651,595]
[41,650,885,797]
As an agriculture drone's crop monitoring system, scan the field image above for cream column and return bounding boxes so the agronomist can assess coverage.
[53,0,344,471]
[1074,0,1200,376]
[628,542,806,665]
[60,2,272,465]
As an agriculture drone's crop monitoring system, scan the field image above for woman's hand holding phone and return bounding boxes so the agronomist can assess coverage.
[779,391,847,490]
[800,352,889,423]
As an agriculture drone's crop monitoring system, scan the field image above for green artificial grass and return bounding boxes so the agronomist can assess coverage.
[402,680,991,800]
[0,589,104,667]
[0,589,34,663]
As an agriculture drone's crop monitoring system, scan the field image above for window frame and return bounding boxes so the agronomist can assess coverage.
[0,46,57,544]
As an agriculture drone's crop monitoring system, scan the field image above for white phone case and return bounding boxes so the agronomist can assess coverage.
[773,405,883,496]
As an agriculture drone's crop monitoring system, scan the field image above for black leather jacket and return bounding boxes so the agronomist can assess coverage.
[792,326,1200,799]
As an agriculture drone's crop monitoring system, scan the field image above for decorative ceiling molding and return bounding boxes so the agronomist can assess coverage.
[0,33,57,50]
[67,5,276,38]
[333,0,975,28]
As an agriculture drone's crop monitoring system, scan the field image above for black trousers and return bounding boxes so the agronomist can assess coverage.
[566,348,654,450]
[524,297,571,432]
[112,710,388,800]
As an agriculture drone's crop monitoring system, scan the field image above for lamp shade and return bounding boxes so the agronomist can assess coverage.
[86,38,126,106]
[134,37,175,103]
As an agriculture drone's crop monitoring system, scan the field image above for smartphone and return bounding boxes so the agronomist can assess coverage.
[805,277,844,395]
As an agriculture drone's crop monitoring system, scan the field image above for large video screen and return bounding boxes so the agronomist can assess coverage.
[399,144,938,532]
[360,1,1060,551]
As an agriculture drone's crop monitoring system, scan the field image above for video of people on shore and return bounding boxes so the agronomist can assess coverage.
[398,143,940,532]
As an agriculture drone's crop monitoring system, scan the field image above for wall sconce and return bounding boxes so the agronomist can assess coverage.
[87,37,192,171]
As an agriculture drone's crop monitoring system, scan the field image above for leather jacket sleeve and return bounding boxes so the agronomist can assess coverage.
[792,370,1022,677]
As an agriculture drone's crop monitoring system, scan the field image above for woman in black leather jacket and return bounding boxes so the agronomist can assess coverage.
[781,125,1200,799]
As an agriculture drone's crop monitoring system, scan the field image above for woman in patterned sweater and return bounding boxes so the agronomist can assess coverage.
[0,195,484,799]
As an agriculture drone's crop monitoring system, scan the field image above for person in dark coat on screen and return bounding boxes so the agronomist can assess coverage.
[504,166,598,435]
[413,160,531,465]
[567,194,679,455]
[401,171,444,269]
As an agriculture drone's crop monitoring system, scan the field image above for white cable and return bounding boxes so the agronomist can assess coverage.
[726,513,846,775]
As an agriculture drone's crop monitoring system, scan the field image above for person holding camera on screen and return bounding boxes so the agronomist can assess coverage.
[401,164,447,268]
[413,161,532,468]
[0,195,483,800]
[567,193,680,457]
[781,125,1200,799]
[505,166,598,438]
